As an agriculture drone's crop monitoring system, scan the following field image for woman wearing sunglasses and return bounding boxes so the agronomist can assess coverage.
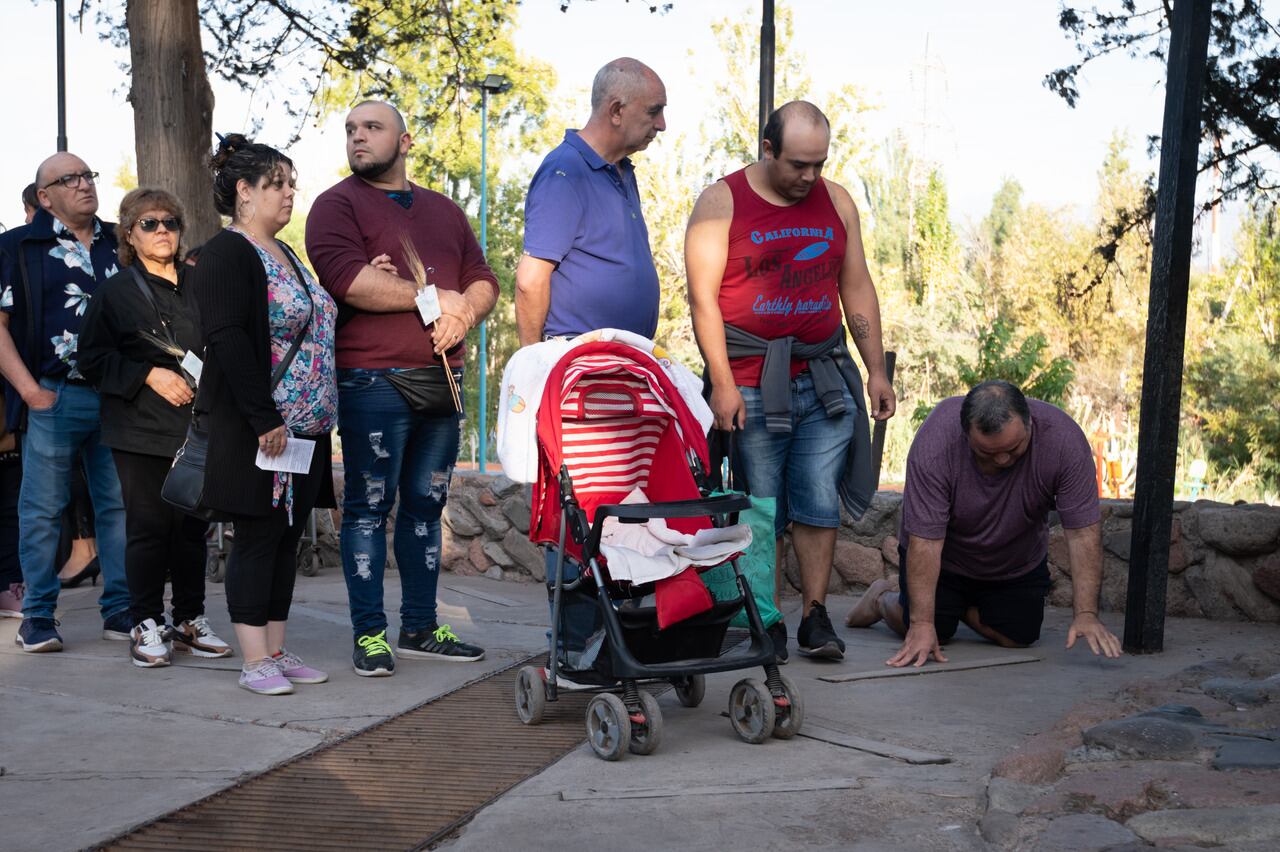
[79,187,233,667]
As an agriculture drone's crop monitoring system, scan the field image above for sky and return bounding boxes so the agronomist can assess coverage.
[0,0,1229,253]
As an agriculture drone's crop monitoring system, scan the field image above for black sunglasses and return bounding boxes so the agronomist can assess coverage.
[135,217,183,233]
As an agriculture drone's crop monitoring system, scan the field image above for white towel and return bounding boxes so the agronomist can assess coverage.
[598,488,752,584]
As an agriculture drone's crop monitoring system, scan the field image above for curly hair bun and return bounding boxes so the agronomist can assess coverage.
[209,133,251,172]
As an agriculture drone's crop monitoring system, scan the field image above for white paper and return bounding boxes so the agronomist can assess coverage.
[180,350,203,383]
[415,285,442,325]
[254,436,315,474]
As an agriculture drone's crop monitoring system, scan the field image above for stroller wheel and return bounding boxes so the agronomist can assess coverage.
[628,691,663,756]
[728,678,776,745]
[514,666,546,725]
[770,674,805,740]
[586,693,631,761]
[672,674,705,708]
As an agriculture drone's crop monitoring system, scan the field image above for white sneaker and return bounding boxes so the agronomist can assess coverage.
[170,615,233,658]
[130,618,172,668]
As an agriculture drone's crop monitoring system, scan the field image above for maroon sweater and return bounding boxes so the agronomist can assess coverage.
[305,175,499,369]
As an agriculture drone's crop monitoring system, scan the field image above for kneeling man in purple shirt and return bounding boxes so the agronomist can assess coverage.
[846,380,1123,667]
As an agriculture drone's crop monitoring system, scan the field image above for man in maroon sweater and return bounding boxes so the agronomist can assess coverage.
[306,101,499,678]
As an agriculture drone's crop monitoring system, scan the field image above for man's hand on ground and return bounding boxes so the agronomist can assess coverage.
[886,623,948,668]
[1066,612,1122,658]
[710,383,745,431]
[867,371,897,421]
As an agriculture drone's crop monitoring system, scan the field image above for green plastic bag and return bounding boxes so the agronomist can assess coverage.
[701,492,783,629]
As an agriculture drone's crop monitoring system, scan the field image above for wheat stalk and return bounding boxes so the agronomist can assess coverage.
[400,234,461,412]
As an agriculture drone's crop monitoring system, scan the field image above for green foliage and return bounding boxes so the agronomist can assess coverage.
[910,317,1074,425]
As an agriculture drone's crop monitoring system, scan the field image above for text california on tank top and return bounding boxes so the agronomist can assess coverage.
[718,167,847,386]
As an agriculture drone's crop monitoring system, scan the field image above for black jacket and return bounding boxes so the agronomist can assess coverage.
[78,264,201,457]
[188,229,334,517]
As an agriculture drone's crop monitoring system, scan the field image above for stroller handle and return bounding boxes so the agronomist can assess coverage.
[584,493,752,558]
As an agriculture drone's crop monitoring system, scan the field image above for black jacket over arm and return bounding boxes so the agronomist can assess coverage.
[188,229,334,517]
[78,264,201,457]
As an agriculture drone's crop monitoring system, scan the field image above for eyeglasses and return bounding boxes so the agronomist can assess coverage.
[135,217,183,233]
[43,171,99,190]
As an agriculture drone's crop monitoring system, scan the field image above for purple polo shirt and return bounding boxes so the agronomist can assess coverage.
[901,396,1100,581]
[523,130,660,339]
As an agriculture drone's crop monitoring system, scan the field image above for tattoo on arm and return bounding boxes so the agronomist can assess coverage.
[852,313,871,341]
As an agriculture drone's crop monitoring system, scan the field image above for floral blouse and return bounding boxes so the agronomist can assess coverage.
[230,227,338,516]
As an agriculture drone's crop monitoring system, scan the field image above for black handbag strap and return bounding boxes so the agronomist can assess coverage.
[128,265,182,354]
[270,243,315,391]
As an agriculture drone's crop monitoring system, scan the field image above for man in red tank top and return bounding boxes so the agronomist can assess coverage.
[686,101,895,661]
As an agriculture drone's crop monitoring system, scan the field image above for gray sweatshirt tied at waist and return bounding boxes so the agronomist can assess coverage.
[722,323,876,520]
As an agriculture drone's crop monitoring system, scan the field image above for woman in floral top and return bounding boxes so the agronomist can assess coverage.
[190,134,342,696]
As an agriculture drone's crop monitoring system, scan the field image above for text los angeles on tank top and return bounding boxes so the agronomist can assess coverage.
[718,167,847,386]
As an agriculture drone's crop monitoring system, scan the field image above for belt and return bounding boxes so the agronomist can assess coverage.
[63,377,91,387]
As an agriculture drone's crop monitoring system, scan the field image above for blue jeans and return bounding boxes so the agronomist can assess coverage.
[19,379,128,620]
[545,549,603,664]
[337,369,459,635]
[734,372,854,537]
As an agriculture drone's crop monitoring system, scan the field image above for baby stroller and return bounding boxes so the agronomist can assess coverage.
[511,339,802,760]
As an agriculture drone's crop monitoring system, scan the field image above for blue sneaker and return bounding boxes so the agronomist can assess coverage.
[102,610,133,641]
[15,617,63,653]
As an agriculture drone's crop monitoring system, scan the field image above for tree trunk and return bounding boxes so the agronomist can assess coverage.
[126,0,220,247]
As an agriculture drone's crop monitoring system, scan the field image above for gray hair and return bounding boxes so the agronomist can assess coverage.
[960,380,1031,436]
[590,57,657,112]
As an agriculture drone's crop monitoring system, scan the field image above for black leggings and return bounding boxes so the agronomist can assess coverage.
[224,454,325,627]
[56,460,95,567]
[0,451,21,587]
[112,450,207,627]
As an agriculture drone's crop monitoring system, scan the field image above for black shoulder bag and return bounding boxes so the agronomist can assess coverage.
[161,244,315,519]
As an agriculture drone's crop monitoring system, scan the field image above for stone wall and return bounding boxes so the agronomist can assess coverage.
[426,474,1280,623]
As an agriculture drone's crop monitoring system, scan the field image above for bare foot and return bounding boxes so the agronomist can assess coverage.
[846,578,892,627]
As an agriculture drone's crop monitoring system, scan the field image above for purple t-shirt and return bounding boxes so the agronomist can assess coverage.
[523,130,659,339]
[901,397,1100,580]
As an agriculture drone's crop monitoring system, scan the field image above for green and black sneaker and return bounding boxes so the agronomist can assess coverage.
[397,623,485,662]
[353,628,396,677]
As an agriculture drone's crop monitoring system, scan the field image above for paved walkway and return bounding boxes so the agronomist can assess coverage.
[3,568,1278,851]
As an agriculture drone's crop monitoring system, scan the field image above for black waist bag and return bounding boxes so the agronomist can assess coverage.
[383,366,463,414]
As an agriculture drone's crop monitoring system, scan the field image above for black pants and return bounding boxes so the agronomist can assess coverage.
[113,450,208,627]
[225,457,324,627]
[898,541,1051,647]
[56,460,95,568]
[0,450,22,587]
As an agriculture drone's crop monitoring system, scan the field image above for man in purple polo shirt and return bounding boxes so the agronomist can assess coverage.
[514,57,665,344]
[846,380,1122,667]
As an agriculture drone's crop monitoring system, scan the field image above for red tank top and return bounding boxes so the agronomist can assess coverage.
[718,167,847,386]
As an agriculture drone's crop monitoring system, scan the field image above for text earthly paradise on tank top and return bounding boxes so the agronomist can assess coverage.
[717,167,848,386]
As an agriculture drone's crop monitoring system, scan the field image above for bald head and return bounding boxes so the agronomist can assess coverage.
[590,57,662,114]
[762,101,830,158]
[34,152,98,226]
[349,100,407,134]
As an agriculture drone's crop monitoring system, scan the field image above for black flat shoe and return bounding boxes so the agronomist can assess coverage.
[60,557,101,589]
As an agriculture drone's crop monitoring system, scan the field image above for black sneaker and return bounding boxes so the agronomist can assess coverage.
[15,617,63,652]
[797,602,845,661]
[398,623,485,662]
[353,628,396,677]
[767,619,789,664]
[102,610,134,641]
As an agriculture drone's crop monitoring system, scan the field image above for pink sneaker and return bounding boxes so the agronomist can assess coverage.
[238,658,294,695]
[0,583,22,619]
[273,647,328,684]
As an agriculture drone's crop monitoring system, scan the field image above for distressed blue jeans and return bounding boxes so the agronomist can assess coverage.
[19,379,129,620]
[337,369,459,635]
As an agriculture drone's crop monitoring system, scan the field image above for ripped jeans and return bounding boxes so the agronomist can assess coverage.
[337,369,460,635]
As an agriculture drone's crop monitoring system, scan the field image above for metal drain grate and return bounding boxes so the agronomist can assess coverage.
[101,656,591,852]
[102,628,756,852]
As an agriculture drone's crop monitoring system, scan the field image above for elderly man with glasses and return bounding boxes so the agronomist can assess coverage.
[0,152,130,653]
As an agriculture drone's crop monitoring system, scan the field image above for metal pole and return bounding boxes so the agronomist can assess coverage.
[758,0,775,160]
[478,88,489,473]
[56,0,67,151]
[870,351,897,488]
[1123,0,1213,654]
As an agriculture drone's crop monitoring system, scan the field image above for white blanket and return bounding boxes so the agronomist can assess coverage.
[496,329,713,483]
[598,488,752,585]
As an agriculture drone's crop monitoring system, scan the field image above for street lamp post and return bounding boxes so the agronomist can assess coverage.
[477,73,512,473]
[56,0,67,151]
